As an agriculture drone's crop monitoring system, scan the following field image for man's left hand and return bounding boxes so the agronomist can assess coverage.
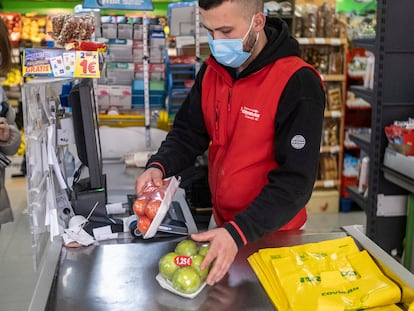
[191,228,238,286]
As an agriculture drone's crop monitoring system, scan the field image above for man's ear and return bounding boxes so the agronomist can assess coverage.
[253,12,266,31]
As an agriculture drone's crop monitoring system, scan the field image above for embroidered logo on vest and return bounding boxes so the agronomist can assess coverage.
[291,135,306,149]
[240,106,260,121]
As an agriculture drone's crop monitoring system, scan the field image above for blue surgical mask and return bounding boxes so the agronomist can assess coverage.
[208,16,258,68]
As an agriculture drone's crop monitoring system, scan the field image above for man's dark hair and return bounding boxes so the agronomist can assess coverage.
[199,0,263,14]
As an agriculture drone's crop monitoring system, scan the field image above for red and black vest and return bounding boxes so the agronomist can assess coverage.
[202,56,320,230]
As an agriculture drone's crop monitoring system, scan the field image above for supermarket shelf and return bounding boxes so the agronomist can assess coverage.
[324,110,342,118]
[314,179,340,188]
[349,85,374,105]
[382,166,414,194]
[349,133,371,154]
[98,114,145,127]
[320,74,346,82]
[346,186,368,212]
[297,37,347,46]
[320,145,341,153]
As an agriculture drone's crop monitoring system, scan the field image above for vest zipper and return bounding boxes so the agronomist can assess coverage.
[227,89,231,112]
[215,106,219,131]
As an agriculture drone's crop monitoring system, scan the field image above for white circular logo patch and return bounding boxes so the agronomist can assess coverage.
[291,135,306,150]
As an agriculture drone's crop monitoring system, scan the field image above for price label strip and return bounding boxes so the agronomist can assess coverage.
[74,51,100,78]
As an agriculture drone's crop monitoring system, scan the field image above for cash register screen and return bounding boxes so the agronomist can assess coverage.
[69,78,104,190]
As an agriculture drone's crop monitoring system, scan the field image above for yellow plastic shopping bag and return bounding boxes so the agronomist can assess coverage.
[248,237,402,310]
[248,236,360,310]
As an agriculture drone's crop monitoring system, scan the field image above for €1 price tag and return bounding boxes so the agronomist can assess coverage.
[74,51,100,78]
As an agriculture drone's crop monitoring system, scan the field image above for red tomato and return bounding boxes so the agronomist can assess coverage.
[145,199,161,220]
[133,197,148,216]
[137,216,152,234]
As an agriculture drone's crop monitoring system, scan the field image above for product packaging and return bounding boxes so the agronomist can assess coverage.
[132,176,180,239]
[156,239,211,298]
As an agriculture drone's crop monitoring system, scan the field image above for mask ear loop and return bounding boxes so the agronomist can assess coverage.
[242,15,256,42]
[243,15,260,53]
[247,32,260,53]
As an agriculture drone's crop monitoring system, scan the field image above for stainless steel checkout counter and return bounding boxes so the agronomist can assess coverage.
[28,162,414,311]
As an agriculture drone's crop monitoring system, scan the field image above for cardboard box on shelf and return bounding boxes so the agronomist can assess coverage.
[134,63,166,80]
[306,189,339,214]
[97,84,131,110]
[105,62,135,84]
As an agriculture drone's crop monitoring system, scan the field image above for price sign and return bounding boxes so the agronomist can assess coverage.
[74,51,100,78]
[174,256,193,267]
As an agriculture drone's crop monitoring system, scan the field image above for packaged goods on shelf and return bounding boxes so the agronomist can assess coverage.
[319,154,338,181]
[104,62,135,84]
[383,119,414,179]
[385,120,414,156]
[105,39,133,62]
[134,63,165,81]
[0,13,22,44]
[96,84,132,110]
[294,3,344,39]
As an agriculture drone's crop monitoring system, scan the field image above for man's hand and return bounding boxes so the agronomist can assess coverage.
[191,228,238,286]
[0,117,10,142]
[135,167,163,195]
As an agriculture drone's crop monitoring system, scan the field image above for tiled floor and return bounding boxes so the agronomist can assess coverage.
[0,177,37,311]
[0,176,366,311]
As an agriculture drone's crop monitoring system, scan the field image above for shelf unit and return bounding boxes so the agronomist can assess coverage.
[298,37,348,211]
[264,0,295,34]
[347,0,414,255]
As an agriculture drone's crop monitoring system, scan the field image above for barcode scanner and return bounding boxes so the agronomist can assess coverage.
[0,101,9,118]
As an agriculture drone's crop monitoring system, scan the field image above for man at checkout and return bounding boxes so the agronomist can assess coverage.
[136,0,325,286]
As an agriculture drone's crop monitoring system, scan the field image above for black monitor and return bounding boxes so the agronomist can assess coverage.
[69,78,103,189]
[68,78,109,224]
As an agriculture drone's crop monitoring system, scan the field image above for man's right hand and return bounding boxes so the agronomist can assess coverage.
[135,167,164,196]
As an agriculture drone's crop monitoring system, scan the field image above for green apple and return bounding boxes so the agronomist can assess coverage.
[159,252,180,281]
[191,254,209,281]
[172,266,201,294]
[198,243,210,257]
[174,239,198,257]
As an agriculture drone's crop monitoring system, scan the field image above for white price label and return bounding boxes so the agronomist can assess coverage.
[330,146,341,153]
[330,110,342,118]
[298,38,310,44]
[331,38,341,46]
[323,180,335,188]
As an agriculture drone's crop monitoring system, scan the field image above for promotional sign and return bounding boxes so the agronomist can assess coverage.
[23,49,101,78]
[83,0,154,10]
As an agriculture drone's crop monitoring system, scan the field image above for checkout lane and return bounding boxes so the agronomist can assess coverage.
[29,162,414,310]
[28,160,347,310]
[45,231,348,310]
